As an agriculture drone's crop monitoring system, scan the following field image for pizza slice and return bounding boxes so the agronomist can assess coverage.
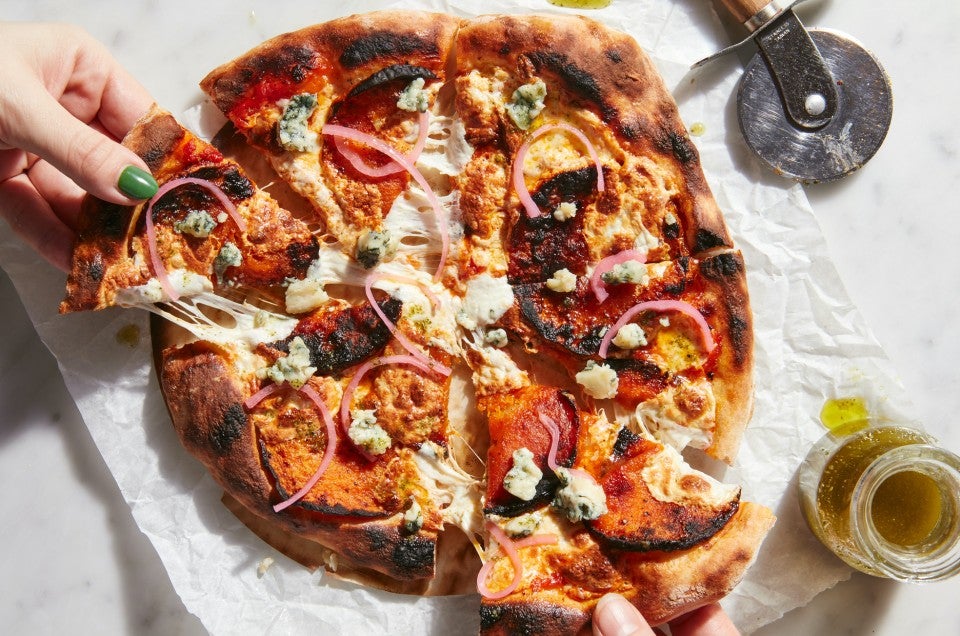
[451,14,734,284]
[200,12,464,269]
[61,106,319,313]
[474,394,774,634]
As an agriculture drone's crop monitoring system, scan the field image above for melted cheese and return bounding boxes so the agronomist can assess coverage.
[456,274,514,330]
[635,378,717,452]
[411,442,483,538]
[640,444,739,508]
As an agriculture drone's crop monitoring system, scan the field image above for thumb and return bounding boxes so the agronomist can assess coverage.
[7,80,156,204]
[593,594,655,636]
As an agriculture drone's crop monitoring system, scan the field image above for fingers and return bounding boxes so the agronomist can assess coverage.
[56,25,153,138]
[0,173,75,272]
[592,594,656,636]
[12,87,155,206]
[0,24,156,207]
[669,603,740,636]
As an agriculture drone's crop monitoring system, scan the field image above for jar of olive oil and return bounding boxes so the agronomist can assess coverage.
[799,399,960,581]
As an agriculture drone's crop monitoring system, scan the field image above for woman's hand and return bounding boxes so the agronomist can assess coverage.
[593,593,740,636]
[0,22,157,271]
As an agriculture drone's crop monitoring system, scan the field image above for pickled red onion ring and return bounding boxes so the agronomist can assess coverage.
[476,521,558,599]
[144,177,247,302]
[322,123,448,281]
[476,522,523,599]
[539,413,562,472]
[368,271,441,311]
[243,382,283,411]
[513,123,605,219]
[539,412,595,483]
[364,274,452,376]
[590,249,648,304]
[273,383,338,512]
[598,299,716,359]
[512,534,559,550]
[333,111,430,178]
[338,354,439,441]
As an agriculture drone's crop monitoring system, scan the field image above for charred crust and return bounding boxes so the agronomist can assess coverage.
[526,51,616,122]
[668,131,696,164]
[480,601,589,636]
[700,251,743,280]
[391,535,436,576]
[347,64,438,98]
[693,228,728,253]
[254,44,317,84]
[530,166,600,209]
[211,403,247,455]
[340,32,439,68]
[285,238,319,272]
[87,254,104,282]
[612,426,643,458]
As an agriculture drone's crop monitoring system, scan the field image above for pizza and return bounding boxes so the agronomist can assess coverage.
[61,10,775,634]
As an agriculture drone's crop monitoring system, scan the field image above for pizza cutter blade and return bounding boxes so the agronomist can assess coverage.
[698,1,893,183]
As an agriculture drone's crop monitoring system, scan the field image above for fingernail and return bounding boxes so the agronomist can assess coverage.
[118,165,158,199]
[594,594,649,636]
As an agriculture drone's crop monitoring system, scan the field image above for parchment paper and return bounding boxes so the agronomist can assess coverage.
[0,0,919,633]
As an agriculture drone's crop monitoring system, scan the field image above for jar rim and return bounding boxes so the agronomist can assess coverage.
[850,444,960,581]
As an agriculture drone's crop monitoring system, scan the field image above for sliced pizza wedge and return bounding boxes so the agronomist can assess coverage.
[61,106,319,313]
[200,12,464,268]
[476,411,774,634]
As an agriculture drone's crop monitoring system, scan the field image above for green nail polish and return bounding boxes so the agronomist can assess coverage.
[118,165,158,199]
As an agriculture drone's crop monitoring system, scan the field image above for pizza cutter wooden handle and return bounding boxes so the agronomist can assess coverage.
[718,0,777,27]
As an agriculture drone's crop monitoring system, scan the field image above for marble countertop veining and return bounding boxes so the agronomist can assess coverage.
[2,1,959,634]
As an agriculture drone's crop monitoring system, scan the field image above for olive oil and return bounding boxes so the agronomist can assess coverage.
[819,396,869,435]
[815,427,931,551]
[800,416,960,581]
[548,0,612,8]
[871,470,943,546]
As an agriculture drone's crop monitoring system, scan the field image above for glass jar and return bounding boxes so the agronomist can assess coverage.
[799,421,960,581]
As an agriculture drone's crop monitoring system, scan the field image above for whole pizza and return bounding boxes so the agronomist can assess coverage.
[61,11,775,634]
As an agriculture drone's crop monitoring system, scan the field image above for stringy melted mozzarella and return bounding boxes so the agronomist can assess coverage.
[411,441,483,539]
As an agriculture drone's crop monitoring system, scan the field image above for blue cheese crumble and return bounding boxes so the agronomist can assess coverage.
[403,497,424,533]
[552,467,608,522]
[505,79,547,130]
[612,323,647,350]
[356,229,397,269]
[213,241,242,284]
[174,210,217,238]
[601,261,649,286]
[348,409,391,455]
[545,268,577,293]
[553,202,577,221]
[503,447,543,501]
[397,77,430,113]
[484,328,509,348]
[575,361,618,399]
[503,512,543,539]
[278,93,319,153]
[260,336,316,389]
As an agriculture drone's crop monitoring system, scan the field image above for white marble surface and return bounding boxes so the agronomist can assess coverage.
[1,0,959,634]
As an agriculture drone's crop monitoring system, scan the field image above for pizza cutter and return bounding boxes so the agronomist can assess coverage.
[695,0,893,183]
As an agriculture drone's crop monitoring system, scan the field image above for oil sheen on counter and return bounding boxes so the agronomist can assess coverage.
[547,0,612,8]
[799,398,960,581]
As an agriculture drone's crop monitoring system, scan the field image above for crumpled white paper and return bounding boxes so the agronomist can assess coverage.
[0,0,919,633]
